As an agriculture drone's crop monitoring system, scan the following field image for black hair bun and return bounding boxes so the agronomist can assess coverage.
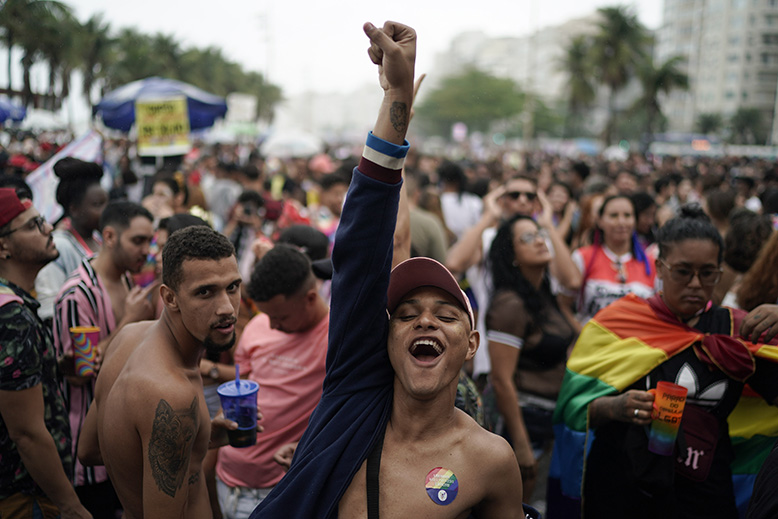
[678,203,710,221]
[53,157,103,182]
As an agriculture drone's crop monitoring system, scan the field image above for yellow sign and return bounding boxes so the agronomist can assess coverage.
[135,97,191,156]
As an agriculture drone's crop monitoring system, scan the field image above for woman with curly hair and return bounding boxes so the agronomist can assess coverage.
[486,214,577,505]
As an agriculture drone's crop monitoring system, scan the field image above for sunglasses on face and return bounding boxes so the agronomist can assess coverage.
[505,191,537,201]
[0,216,47,237]
[659,259,722,287]
[516,228,549,245]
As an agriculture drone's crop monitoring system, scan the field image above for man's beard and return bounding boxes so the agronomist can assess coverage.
[31,246,59,268]
[204,332,236,355]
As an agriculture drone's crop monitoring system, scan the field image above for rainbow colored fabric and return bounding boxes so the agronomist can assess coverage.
[548,294,778,517]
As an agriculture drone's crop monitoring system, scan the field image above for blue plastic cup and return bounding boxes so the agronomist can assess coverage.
[217,380,259,448]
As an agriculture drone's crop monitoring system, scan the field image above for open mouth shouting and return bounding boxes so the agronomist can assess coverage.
[410,337,444,364]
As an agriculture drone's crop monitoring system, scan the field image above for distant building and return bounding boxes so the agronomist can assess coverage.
[427,16,601,106]
[423,14,642,140]
[656,0,778,143]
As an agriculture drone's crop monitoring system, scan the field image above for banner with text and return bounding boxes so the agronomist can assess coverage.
[136,97,191,156]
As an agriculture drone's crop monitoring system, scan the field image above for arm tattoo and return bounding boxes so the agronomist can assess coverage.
[188,472,200,486]
[389,102,408,134]
[148,398,198,498]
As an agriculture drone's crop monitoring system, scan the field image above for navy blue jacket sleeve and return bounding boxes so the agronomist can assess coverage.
[251,137,406,519]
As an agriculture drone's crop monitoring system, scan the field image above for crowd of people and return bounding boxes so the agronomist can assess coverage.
[2,19,778,519]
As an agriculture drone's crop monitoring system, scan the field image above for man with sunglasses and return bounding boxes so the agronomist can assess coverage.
[0,188,92,518]
[501,177,540,219]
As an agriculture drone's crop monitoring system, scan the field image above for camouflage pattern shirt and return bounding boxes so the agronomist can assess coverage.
[0,277,72,499]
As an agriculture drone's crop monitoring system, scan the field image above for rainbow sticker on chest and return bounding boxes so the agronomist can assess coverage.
[425,467,459,505]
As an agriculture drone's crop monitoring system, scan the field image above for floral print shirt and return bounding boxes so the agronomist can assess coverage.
[0,277,72,499]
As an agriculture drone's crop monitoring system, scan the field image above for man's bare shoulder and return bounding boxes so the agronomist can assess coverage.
[101,322,154,375]
[105,326,196,418]
[455,410,516,470]
[116,361,197,412]
[105,321,154,359]
[455,410,523,518]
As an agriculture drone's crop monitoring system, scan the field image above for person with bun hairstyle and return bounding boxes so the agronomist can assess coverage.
[35,158,108,322]
[548,204,778,519]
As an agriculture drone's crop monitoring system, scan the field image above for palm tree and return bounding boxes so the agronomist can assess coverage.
[590,6,652,145]
[243,71,283,123]
[559,35,596,137]
[37,11,81,110]
[78,14,114,111]
[103,28,148,91]
[94,23,285,127]
[105,30,188,90]
[695,113,723,135]
[729,108,766,144]
[632,55,689,150]
[0,0,71,93]
[149,34,183,80]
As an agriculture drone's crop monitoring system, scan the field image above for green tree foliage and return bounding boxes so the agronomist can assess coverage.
[37,10,81,107]
[558,35,596,137]
[559,5,691,147]
[0,0,70,90]
[414,67,524,137]
[631,54,688,149]
[590,6,652,145]
[0,0,72,105]
[729,108,767,144]
[0,2,283,122]
[241,72,283,123]
[695,113,723,135]
[104,28,171,88]
[78,14,113,110]
[100,29,283,123]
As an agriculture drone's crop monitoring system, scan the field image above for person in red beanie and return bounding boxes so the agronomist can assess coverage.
[0,188,92,518]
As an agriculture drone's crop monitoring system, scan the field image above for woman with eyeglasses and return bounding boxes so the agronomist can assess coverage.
[548,205,778,519]
[485,214,577,506]
[563,194,656,327]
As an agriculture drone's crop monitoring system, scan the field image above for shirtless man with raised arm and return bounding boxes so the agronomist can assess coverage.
[95,226,241,518]
[250,21,523,519]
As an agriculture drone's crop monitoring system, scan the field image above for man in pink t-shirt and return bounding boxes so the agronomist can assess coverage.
[215,244,329,518]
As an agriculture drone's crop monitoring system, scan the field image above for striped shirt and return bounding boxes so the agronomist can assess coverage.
[53,258,128,487]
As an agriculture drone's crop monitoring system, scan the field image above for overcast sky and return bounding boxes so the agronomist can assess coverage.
[64,0,663,96]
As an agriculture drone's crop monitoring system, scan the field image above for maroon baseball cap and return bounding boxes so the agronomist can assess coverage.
[387,257,475,328]
[0,188,32,229]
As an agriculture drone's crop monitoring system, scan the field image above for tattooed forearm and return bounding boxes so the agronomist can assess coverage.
[148,398,198,498]
[389,102,408,134]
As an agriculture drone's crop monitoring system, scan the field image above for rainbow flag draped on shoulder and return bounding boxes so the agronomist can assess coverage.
[547,293,778,518]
